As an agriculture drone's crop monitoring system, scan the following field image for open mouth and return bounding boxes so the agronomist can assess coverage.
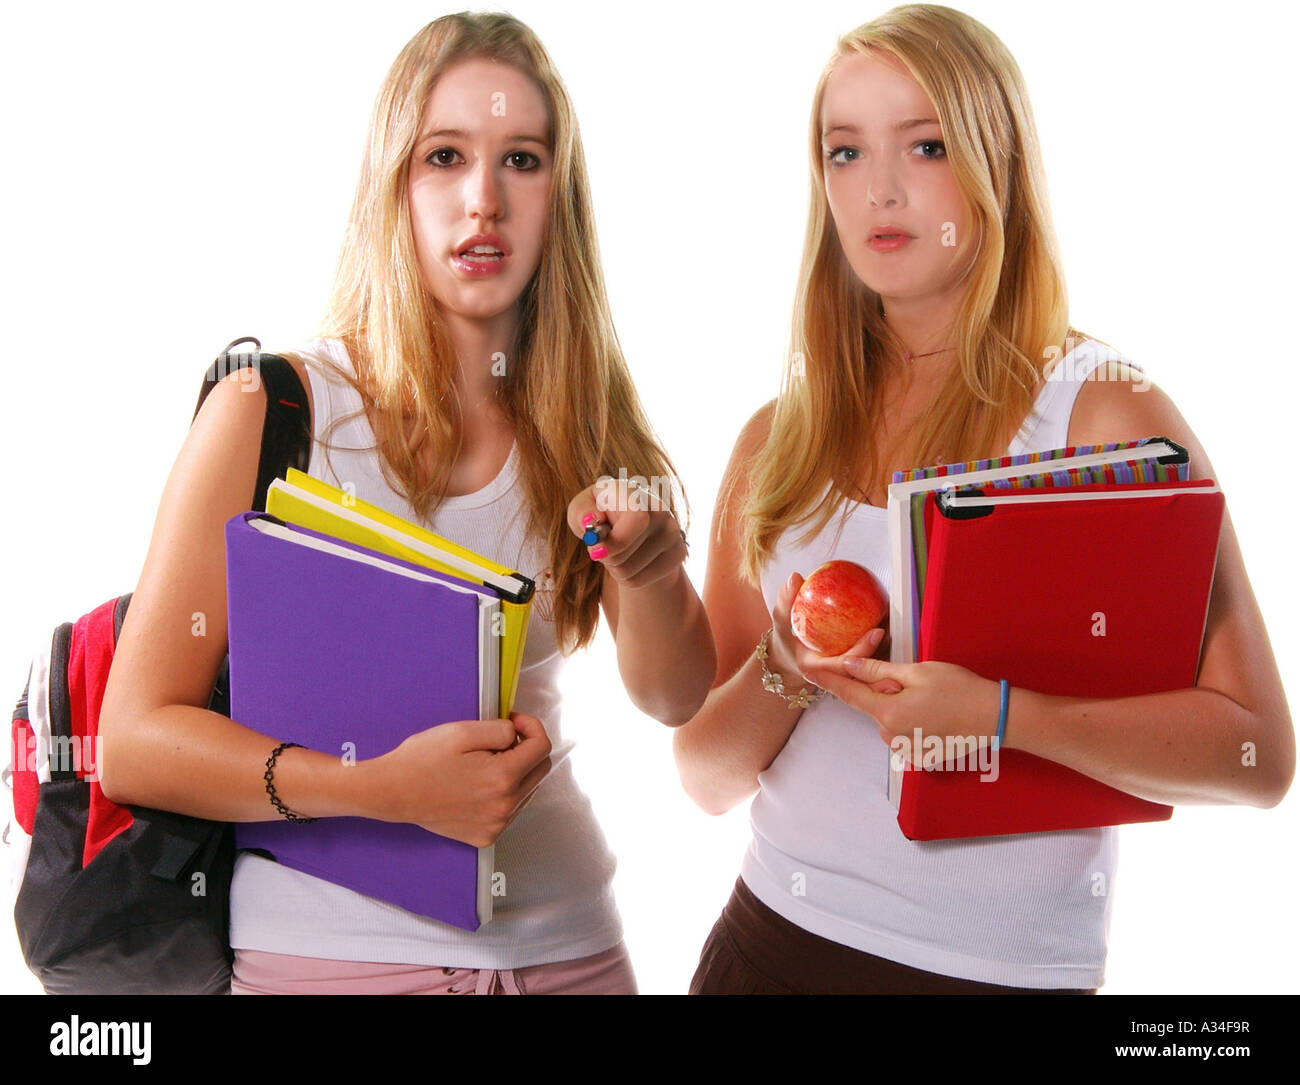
[457,244,505,264]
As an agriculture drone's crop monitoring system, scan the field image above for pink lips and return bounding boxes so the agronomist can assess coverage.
[867,236,911,252]
[451,233,510,277]
[867,226,914,253]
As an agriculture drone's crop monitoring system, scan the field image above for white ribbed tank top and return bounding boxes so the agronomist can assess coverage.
[228,338,623,968]
[741,339,1135,988]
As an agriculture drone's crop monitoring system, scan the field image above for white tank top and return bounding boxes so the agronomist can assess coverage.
[742,339,1133,988]
[228,338,623,968]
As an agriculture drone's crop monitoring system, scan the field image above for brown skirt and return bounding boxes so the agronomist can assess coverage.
[689,877,1097,995]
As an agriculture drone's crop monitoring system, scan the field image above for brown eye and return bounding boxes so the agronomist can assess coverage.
[505,151,541,170]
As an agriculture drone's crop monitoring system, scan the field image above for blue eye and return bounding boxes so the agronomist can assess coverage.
[825,146,859,166]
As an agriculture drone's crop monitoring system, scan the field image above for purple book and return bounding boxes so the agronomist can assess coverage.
[226,511,499,930]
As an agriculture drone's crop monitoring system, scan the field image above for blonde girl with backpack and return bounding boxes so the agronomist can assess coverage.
[100,11,714,995]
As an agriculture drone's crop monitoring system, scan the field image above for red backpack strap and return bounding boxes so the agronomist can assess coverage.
[63,598,135,866]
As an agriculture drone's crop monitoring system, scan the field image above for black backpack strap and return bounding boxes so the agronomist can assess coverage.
[194,337,313,720]
[193,337,313,513]
[46,623,77,784]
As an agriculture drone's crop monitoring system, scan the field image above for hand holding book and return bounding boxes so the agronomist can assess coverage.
[227,480,544,929]
[362,710,552,847]
[803,653,1002,755]
[863,439,1225,839]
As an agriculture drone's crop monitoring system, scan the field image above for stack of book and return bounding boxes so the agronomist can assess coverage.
[883,438,1224,840]
[225,469,536,930]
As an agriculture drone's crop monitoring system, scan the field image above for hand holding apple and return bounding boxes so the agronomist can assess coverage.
[767,571,832,691]
[766,570,892,707]
[789,560,888,656]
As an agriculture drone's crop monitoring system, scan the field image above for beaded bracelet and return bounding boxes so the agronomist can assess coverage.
[264,741,317,823]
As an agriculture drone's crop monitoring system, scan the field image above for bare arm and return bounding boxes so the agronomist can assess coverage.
[99,361,551,846]
[811,372,1295,808]
[671,402,838,814]
[565,473,716,726]
[1025,371,1293,805]
[598,554,716,727]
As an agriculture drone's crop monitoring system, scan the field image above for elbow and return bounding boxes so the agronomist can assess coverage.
[645,688,711,729]
[1253,747,1295,810]
[1231,708,1295,809]
[664,670,715,727]
[671,726,744,817]
[693,792,738,818]
[676,768,732,817]
[628,654,717,728]
[687,782,741,818]
[621,612,717,727]
[96,713,130,806]
[1258,705,1295,808]
[631,689,698,728]
[96,702,150,807]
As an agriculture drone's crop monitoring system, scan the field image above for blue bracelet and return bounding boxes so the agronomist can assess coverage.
[994,679,1010,751]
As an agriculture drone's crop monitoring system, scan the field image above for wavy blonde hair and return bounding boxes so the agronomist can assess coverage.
[732,3,1094,584]
[284,12,687,654]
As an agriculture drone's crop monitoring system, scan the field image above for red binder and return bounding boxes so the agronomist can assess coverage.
[891,479,1225,840]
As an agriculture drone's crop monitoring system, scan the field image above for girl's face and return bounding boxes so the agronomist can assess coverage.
[407,57,552,332]
[820,49,972,311]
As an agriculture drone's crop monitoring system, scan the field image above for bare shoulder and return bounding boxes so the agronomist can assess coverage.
[703,399,779,688]
[102,367,278,728]
[1067,361,1210,470]
[717,400,778,511]
[736,399,778,458]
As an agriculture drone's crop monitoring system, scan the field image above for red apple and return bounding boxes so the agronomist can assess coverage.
[789,560,888,655]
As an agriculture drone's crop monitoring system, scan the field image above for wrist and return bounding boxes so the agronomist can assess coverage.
[756,628,825,709]
[268,743,374,821]
[994,679,1010,750]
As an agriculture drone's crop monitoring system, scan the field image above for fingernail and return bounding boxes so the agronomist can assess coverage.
[843,657,863,674]
[582,513,595,527]
[870,627,885,646]
[589,545,608,560]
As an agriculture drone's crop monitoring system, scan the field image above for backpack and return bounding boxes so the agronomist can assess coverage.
[4,339,312,994]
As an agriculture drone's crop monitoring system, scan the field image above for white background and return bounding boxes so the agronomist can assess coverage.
[2,0,1296,995]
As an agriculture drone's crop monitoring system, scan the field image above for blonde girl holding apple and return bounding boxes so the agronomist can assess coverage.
[674,3,1293,994]
[99,12,714,995]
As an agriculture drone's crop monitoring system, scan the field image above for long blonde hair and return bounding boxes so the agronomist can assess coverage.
[735,3,1089,584]
[286,12,687,654]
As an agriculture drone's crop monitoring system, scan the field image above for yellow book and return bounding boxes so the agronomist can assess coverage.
[265,468,534,716]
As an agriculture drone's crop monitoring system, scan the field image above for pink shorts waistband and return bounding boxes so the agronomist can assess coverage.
[230,941,637,995]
